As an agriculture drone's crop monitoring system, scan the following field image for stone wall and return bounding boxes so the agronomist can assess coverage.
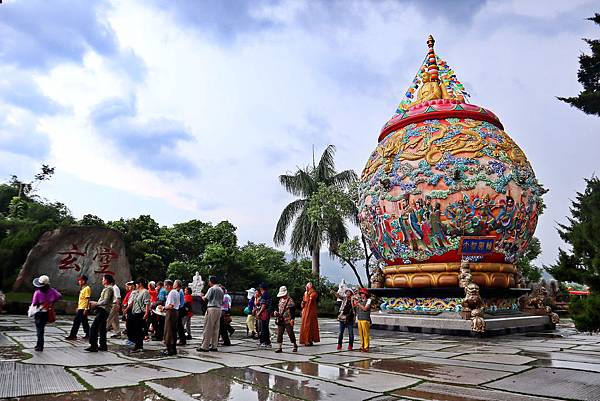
[13,226,131,297]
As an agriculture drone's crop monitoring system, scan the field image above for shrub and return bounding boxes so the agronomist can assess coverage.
[569,294,600,333]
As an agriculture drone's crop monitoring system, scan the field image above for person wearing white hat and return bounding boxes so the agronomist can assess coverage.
[245,288,257,339]
[30,275,62,351]
[274,286,297,353]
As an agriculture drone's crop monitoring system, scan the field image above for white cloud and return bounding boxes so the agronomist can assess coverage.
[2,0,599,268]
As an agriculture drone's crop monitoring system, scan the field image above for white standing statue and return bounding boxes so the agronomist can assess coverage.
[337,279,348,299]
[191,272,205,296]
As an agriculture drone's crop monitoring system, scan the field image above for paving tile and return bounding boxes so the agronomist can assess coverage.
[312,353,370,364]
[293,343,350,355]
[337,350,405,359]
[72,363,189,388]
[486,367,600,401]
[443,345,522,354]
[505,344,562,352]
[219,366,377,400]
[407,356,528,373]
[146,357,222,374]
[184,350,281,367]
[236,349,313,362]
[0,333,15,346]
[348,358,512,385]
[147,371,302,401]
[0,361,84,398]
[397,341,458,351]
[21,347,131,366]
[453,353,535,365]
[522,351,600,364]
[266,361,420,392]
[571,345,600,352]
[531,358,600,373]
[417,350,465,358]
[395,382,562,401]
[11,386,167,400]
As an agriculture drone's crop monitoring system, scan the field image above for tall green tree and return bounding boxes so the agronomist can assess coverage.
[548,177,600,332]
[548,177,600,290]
[558,14,600,116]
[107,215,175,280]
[274,145,357,276]
[517,236,543,284]
[0,166,72,289]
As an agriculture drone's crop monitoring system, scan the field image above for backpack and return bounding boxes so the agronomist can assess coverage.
[267,296,277,315]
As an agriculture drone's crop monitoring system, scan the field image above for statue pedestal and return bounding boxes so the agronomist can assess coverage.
[367,287,555,336]
[192,295,205,315]
[370,311,553,336]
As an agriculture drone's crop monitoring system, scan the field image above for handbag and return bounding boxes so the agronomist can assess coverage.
[337,313,348,323]
[276,298,290,326]
[46,302,56,323]
[28,304,41,318]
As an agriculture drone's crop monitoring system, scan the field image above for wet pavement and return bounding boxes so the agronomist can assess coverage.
[0,314,598,400]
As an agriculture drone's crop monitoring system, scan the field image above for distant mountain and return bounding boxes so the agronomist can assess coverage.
[285,252,365,286]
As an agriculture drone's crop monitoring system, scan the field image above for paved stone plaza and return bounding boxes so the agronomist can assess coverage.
[0,314,599,400]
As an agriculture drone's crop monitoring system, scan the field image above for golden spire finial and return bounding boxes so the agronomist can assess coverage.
[426,34,439,83]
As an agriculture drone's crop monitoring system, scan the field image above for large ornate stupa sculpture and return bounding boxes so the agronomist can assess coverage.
[358,36,552,334]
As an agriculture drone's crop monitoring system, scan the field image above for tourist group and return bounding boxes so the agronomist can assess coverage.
[28,274,373,356]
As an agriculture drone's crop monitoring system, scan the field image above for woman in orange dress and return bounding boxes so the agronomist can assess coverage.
[299,282,320,346]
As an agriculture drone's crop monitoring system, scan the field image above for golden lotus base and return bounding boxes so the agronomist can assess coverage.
[384,262,517,288]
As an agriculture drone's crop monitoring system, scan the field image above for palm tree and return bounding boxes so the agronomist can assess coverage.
[274,145,357,276]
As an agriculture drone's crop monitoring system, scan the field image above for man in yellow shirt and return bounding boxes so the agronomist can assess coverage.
[65,275,91,340]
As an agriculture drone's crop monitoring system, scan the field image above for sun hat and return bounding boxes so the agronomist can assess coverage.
[359,287,369,295]
[32,275,49,288]
[345,288,354,295]
[246,287,256,300]
[277,286,288,298]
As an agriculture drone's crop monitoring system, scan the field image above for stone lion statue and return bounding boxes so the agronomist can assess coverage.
[462,283,483,314]
[471,308,486,333]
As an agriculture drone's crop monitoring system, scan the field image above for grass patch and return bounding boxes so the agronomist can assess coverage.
[5,292,78,302]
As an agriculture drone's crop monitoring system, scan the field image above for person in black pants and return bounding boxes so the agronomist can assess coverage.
[85,275,115,352]
[125,278,150,352]
[30,275,62,351]
[66,275,91,340]
[174,280,187,346]
[257,283,272,348]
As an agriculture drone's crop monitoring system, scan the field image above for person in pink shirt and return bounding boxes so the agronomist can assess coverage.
[30,275,62,351]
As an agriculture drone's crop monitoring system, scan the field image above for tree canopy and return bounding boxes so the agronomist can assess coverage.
[0,168,330,299]
[547,177,600,332]
[547,177,600,291]
[274,145,357,276]
[558,14,600,117]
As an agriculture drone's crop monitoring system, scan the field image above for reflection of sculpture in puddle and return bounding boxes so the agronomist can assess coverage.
[181,372,231,401]
[191,272,205,296]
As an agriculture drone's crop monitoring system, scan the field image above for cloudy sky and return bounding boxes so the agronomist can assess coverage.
[0,0,598,267]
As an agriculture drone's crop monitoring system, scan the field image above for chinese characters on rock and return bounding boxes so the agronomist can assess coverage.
[57,244,119,276]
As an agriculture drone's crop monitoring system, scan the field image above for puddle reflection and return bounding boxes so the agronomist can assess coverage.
[10,386,165,401]
[349,358,439,378]
[153,370,301,400]
[275,362,373,382]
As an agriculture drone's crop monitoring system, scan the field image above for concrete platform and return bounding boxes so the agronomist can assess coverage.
[371,311,554,336]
